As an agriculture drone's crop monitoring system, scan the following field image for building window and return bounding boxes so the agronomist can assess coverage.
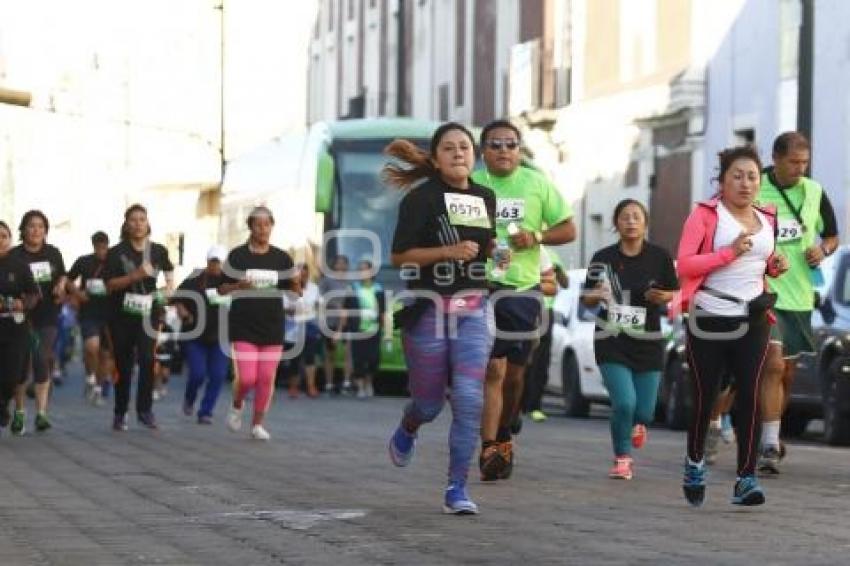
[734,128,755,145]
[348,0,355,20]
[455,0,466,107]
[328,0,335,31]
[439,84,449,120]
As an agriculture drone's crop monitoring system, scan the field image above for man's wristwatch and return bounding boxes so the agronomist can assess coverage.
[533,230,544,244]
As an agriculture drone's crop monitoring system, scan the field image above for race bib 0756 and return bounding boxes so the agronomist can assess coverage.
[607,304,647,330]
[444,193,490,228]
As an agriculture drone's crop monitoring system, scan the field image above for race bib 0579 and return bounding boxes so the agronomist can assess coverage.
[444,193,490,228]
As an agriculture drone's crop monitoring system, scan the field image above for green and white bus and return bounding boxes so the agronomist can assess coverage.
[219,118,441,382]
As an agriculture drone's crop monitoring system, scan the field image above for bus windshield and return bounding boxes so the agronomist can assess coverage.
[335,143,422,267]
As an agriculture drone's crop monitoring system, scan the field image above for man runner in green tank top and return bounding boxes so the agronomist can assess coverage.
[756,132,839,474]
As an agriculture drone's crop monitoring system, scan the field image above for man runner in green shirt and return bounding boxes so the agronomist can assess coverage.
[471,120,576,481]
[756,132,839,473]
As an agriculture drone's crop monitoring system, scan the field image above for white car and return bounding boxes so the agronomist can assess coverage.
[546,269,609,416]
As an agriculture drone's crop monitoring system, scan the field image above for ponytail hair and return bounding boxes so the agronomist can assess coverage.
[382,139,435,190]
[382,121,476,190]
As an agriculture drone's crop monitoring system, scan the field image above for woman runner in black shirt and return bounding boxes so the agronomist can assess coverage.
[0,221,39,432]
[385,122,498,515]
[582,199,678,481]
[104,204,174,431]
[220,206,298,441]
[9,210,67,433]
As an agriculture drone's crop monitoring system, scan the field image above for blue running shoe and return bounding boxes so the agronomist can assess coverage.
[388,426,416,467]
[732,475,765,506]
[683,458,706,507]
[443,480,479,515]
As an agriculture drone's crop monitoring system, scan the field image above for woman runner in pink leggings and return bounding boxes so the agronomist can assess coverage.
[219,206,299,440]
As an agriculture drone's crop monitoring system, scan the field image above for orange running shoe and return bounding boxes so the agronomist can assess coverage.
[631,424,647,449]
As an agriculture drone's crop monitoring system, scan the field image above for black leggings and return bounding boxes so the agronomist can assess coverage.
[0,330,28,404]
[523,309,554,413]
[110,320,155,416]
[686,311,770,477]
[27,325,58,384]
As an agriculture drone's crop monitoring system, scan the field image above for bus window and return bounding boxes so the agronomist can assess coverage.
[335,150,405,267]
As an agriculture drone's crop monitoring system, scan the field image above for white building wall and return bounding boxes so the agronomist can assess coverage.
[411,0,432,120]
[702,0,784,197]
[813,0,850,235]
[363,0,382,117]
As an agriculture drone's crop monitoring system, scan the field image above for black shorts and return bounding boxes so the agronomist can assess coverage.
[490,292,543,365]
[80,318,109,341]
[351,334,380,378]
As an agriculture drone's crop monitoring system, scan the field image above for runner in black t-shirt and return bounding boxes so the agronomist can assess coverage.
[0,221,39,431]
[582,199,678,482]
[103,204,174,431]
[8,210,67,434]
[384,122,497,515]
[220,205,298,441]
[67,231,112,405]
[172,245,230,424]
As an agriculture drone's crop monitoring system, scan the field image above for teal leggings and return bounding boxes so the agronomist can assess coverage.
[599,363,661,456]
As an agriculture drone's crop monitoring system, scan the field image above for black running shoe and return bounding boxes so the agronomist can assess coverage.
[499,440,514,479]
[683,458,706,507]
[137,411,159,430]
[34,413,52,432]
[479,442,506,482]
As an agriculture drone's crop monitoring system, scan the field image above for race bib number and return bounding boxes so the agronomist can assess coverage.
[85,278,107,296]
[245,269,278,289]
[607,304,647,330]
[29,261,52,283]
[122,293,153,316]
[495,198,525,224]
[777,218,803,243]
[444,193,490,228]
[205,287,231,306]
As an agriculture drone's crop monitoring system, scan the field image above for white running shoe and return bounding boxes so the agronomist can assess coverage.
[227,405,243,432]
[251,424,271,440]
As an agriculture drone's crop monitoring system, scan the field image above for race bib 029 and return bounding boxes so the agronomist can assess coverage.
[777,218,803,243]
[444,193,490,228]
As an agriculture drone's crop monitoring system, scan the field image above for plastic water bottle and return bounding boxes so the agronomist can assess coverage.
[491,239,511,279]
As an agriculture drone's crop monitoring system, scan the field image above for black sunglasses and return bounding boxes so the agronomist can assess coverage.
[485,139,519,151]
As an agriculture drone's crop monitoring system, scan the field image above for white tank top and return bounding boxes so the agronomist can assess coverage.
[694,202,773,317]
